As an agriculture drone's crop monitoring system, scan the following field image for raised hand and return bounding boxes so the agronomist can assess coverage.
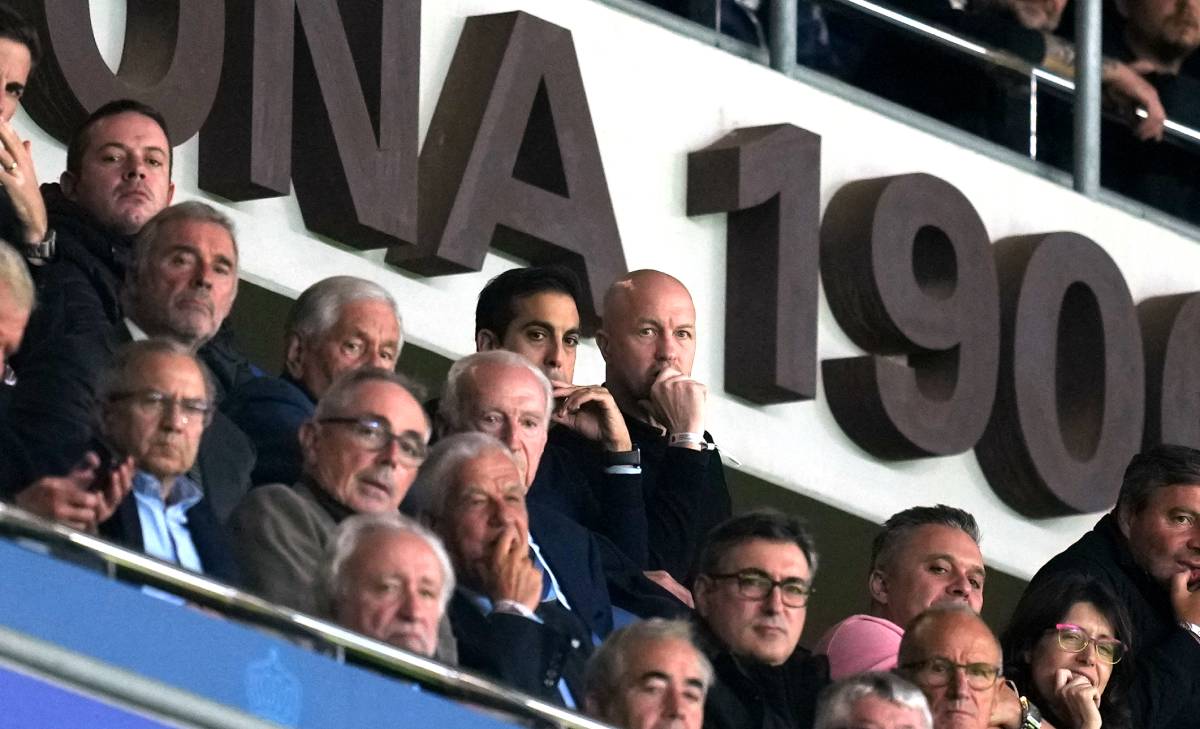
[551,380,632,452]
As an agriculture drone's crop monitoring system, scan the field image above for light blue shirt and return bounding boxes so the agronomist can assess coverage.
[131,471,205,573]
[463,535,578,708]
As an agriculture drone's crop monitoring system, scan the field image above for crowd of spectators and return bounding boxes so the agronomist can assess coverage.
[650,0,1200,227]
[1,4,1200,729]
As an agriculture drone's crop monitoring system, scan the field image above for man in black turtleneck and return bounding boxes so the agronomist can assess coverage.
[692,511,829,729]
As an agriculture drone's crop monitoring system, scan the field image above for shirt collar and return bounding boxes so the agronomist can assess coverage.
[133,470,203,508]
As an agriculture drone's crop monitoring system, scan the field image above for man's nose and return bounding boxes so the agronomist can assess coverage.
[367,344,392,370]
[123,156,146,179]
[946,666,968,697]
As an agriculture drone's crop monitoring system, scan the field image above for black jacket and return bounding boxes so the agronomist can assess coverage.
[1024,513,1200,729]
[697,620,830,729]
[99,481,241,586]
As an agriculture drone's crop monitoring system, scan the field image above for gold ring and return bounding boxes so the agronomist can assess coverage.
[7,161,16,172]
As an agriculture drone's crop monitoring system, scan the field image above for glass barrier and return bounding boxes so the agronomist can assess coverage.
[0,502,616,729]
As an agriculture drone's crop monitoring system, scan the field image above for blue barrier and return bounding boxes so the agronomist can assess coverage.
[0,540,519,728]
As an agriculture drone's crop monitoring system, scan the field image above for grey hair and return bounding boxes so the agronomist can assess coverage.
[815,672,932,729]
[404,432,518,523]
[0,242,33,312]
[130,201,239,280]
[870,505,981,573]
[318,511,456,616]
[312,367,430,439]
[437,350,553,435]
[584,619,713,710]
[286,275,403,350]
[96,338,217,425]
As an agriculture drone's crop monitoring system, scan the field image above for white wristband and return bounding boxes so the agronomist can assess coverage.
[668,432,711,450]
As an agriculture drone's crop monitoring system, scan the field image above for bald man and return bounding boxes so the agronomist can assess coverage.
[581,269,731,581]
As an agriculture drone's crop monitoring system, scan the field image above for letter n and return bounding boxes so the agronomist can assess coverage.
[198,0,419,250]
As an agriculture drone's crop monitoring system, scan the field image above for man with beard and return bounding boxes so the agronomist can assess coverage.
[1022,444,1200,729]
[230,368,429,618]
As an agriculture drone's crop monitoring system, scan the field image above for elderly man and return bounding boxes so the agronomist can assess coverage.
[438,349,689,617]
[92,339,237,582]
[474,266,647,565]
[693,510,828,729]
[1022,444,1200,729]
[224,275,402,485]
[593,269,731,581]
[6,201,254,524]
[896,607,1003,729]
[583,618,712,729]
[815,672,932,729]
[319,512,453,659]
[407,432,605,706]
[817,505,985,678]
[230,368,428,616]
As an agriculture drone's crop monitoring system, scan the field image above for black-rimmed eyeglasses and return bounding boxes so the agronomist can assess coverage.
[318,417,428,466]
[706,570,814,607]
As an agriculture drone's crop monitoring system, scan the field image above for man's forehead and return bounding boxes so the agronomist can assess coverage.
[915,616,999,662]
[470,365,547,406]
[718,538,810,576]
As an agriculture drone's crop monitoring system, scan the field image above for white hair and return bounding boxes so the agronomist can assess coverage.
[287,275,403,350]
[318,511,456,614]
[437,350,553,435]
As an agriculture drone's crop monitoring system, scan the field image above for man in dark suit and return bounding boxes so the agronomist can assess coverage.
[6,200,255,524]
[222,275,402,486]
[93,339,238,583]
[407,432,609,705]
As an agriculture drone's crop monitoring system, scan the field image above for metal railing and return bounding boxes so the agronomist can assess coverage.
[615,0,1200,200]
[0,502,617,729]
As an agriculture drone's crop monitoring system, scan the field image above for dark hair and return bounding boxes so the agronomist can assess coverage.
[695,509,819,579]
[66,99,172,176]
[870,504,980,572]
[0,3,40,66]
[474,265,583,339]
[1116,444,1200,518]
[1000,575,1133,729]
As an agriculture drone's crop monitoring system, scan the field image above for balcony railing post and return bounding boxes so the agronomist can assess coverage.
[769,0,798,73]
[1074,0,1102,195]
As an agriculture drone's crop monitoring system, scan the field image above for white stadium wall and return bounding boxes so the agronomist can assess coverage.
[18,0,1200,582]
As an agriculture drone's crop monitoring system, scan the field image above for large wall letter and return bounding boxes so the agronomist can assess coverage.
[16,0,223,144]
[819,174,1000,459]
[976,233,1143,516]
[199,0,419,250]
[1139,292,1200,450]
[389,11,625,329]
[687,124,820,403]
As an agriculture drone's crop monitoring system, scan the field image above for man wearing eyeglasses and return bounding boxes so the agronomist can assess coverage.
[92,339,238,582]
[229,368,430,618]
[692,510,829,729]
[896,606,1002,729]
[4,200,255,528]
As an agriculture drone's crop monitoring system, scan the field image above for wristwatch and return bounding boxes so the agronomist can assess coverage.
[1019,695,1043,729]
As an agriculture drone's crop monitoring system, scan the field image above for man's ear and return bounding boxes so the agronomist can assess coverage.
[595,328,610,360]
[475,328,500,353]
[60,170,77,198]
[693,574,713,618]
[284,334,306,380]
[1116,503,1133,538]
[298,419,319,459]
[868,569,889,606]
